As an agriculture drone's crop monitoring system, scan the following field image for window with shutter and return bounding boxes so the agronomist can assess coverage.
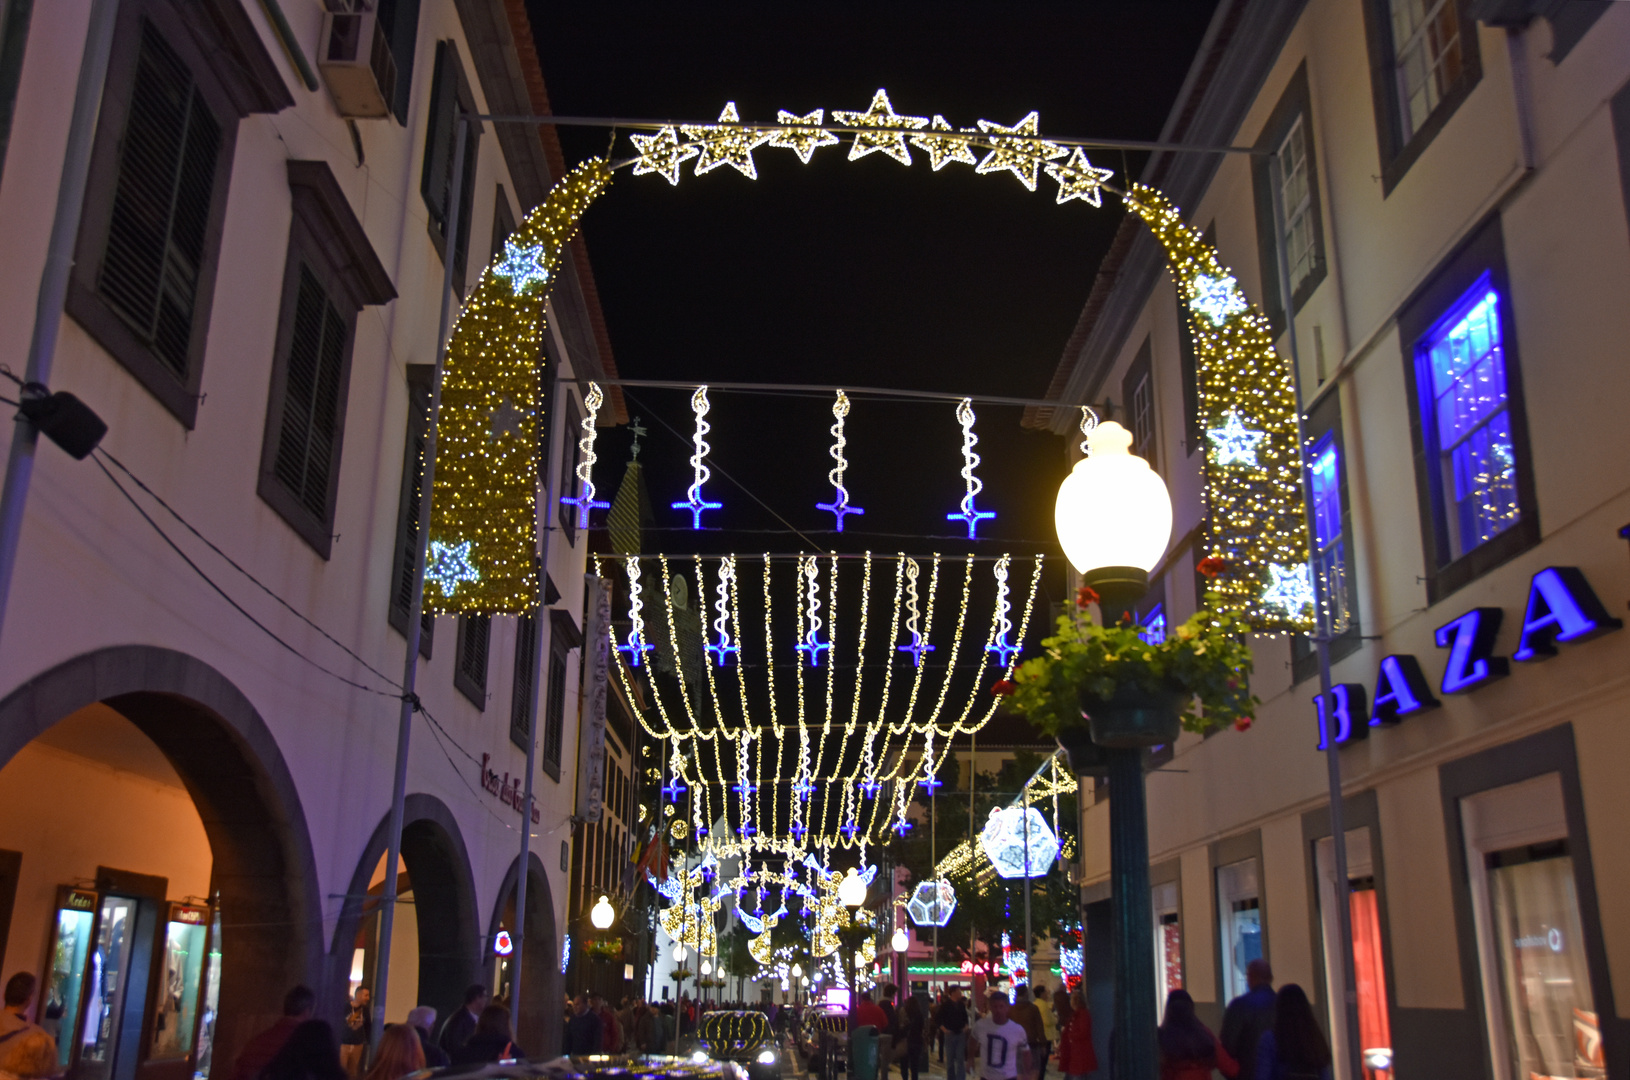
[491,183,516,265]
[454,614,490,707]
[388,365,434,655]
[271,266,347,519]
[372,0,419,123]
[542,641,568,773]
[510,612,538,750]
[419,41,479,296]
[98,20,221,382]
[557,396,581,545]
[0,0,36,189]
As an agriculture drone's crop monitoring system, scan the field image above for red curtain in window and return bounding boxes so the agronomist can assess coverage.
[1350,888,1392,1078]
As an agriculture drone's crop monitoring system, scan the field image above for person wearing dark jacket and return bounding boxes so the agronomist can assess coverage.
[451,1006,524,1065]
[231,986,314,1080]
[405,1008,450,1068]
[1220,960,1275,1080]
[1158,991,1237,1080]
[438,984,488,1058]
[259,1020,347,1080]
[563,994,603,1055]
[1253,986,1331,1080]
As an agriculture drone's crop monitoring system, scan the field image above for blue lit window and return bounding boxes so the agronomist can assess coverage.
[1140,604,1166,646]
[1308,434,1349,635]
[1420,274,1519,559]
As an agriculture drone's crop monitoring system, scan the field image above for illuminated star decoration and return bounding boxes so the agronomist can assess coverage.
[629,125,697,185]
[559,382,609,528]
[1190,272,1248,325]
[986,555,1018,666]
[671,386,723,528]
[946,398,996,539]
[681,102,771,179]
[769,108,840,163]
[896,559,935,666]
[974,111,1067,191]
[815,389,865,531]
[1206,409,1267,467]
[1045,147,1115,207]
[1261,562,1315,620]
[491,238,550,295]
[910,115,978,170]
[426,540,479,597]
[706,558,739,667]
[833,88,928,165]
[487,399,525,440]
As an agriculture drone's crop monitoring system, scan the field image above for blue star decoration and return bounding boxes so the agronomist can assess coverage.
[986,634,1019,667]
[816,491,865,532]
[896,632,935,667]
[1206,409,1267,467]
[705,636,739,668]
[795,632,831,667]
[839,821,860,839]
[493,239,550,295]
[893,819,914,837]
[858,778,881,797]
[789,822,808,842]
[1190,272,1248,325]
[426,540,479,597]
[792,778,816,798]
[660,778,687,801]
[1261,562,1315,620]
[560,490,609,531]
[617,630,654,667]
[919,774,942,793]
[946,495,996,540]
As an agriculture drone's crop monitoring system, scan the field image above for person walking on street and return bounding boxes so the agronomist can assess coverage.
[1158,990,1237,1080]
[451,1006,524,1065]
[1252,986,1331,1080]
[939,986,971,1080]
[0,973,58,1080]
[1007,987,1045,1080]
[360,1025,424,1080]
[969,991,1031,1080]
[438,985,488,1059]
[563,994,602,1055]
[260,1020,348,1080]
[1032,985,1057,1080]
[338,989,370,1078]
[1055,990,1096,1080]
[1219,960,1275,1080]
[901,995,926,1080]
[229,986,314,1080]
[405,1008,449,1068]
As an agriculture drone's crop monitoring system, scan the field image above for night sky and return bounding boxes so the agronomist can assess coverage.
[526,1,1219,584]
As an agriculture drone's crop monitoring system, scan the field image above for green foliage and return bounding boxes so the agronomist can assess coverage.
[1009,596,1259,736]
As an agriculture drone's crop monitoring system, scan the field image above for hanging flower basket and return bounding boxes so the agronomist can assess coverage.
[586,937,623,963]
[1010,593,1258,745]
[672,967,694,981]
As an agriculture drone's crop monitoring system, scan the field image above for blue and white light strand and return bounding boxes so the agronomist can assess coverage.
[560,382,610,528]
[671,386,723,528]
[895,558,934,666]
[617,556,654,666]
[706,557,739,667]
[986,555,1017,666]
[945,398,996,539]
[795,556,831,667]
[815,390,865,531]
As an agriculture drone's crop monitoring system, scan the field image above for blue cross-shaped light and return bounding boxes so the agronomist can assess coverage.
[696,826,708,838]
[858,778,881,797]
[493,239,550,295]
[701,864,715,882]
[894,820,914,837]
[946,497,996,540]
[671,493,723,529]
[987,635,1019,667]
[897,632,935,667]
[919,774,943,793]
[560,491,609,531]
[617,631,654,667]
[705,638,739,667]
[815,494,865,532]
[738,823,757,837]
[790,822,808,842]
[839,821,860,839]
[426,540,480,597]
[796,634,831,667]
[731,781,758,795]
[660,778,687,802]
[792,778,816,798]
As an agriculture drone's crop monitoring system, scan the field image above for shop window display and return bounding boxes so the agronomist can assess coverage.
[1216,859,1262,1002]
[150,905,210,1061]
[42,891,96,1067]
[1316,830,1392,1080]
[1152,880,1182,1017]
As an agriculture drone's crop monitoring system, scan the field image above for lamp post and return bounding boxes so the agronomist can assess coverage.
[1053,420,1173,1080]
[839,868,868,1033]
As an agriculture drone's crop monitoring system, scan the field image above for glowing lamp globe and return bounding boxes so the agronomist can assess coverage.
[890,928,910,952]
[701,959,712,976]
[792,964,802,978]
[838,868,868,909]
[1054,421,1173,589]
[673,944,688,962]
[590,895,615,930]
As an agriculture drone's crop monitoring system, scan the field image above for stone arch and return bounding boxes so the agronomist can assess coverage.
[487,850,560,1055]
[331,794,481,1028]
[0,645,324,1072]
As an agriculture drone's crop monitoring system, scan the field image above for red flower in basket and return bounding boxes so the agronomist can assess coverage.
[1233,716,1253,732]
[1196,556,1227,579]
[1075,585,1099,607]
[991,679,1018,697]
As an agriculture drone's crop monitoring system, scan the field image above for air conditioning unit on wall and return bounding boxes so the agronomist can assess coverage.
[318,12,397,119]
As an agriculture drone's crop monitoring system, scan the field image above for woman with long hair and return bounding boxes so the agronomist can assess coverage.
[360,1026,424,1080]
[1158,990,1238,1080]
[451,1005,525,1065]
[1253,985,1331,1080]
[260,1021,347,1080]
[1056,990,1096,1080]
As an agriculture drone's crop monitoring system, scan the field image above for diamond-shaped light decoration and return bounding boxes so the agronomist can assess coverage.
[906,878,957,928]
[978,806,1059,879]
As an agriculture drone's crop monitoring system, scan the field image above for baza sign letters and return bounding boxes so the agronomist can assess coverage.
[1315,566,1621,749]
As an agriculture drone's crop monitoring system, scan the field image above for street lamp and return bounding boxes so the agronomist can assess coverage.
[1054,419,1172,1080]
[590,895,615,930]
[890,927,909,952]
[840,869,867,1034]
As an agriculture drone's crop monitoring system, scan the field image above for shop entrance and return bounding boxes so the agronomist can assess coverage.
[487,856,558,1054]
[0,647,322,1080]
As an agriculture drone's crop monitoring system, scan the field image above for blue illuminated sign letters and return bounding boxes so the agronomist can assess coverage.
[1511,567,1622,662]
[1315,684,1368,749]
[1369,655,1439,727]
[1433,608,1508,694]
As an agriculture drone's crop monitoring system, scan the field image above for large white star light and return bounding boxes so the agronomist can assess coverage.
[978,806,1059,880]
[906,878,957,928]
[1190,272,1248,325]
[492,239,550,295]
[1206,409,1267,467]
[1261,562,1315,620]
[426,539,479,597]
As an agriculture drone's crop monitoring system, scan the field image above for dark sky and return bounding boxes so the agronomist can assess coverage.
[526,1,1219,577]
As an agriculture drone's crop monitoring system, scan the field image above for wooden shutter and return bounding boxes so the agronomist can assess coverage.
[543,642,567,766]
[510,612,539,749]
[271,265,347,520]
[98,19,221,379]
[455,614,490,706]
[374,0,420,123]
[389,367,433,653]
[419,42,456,229]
